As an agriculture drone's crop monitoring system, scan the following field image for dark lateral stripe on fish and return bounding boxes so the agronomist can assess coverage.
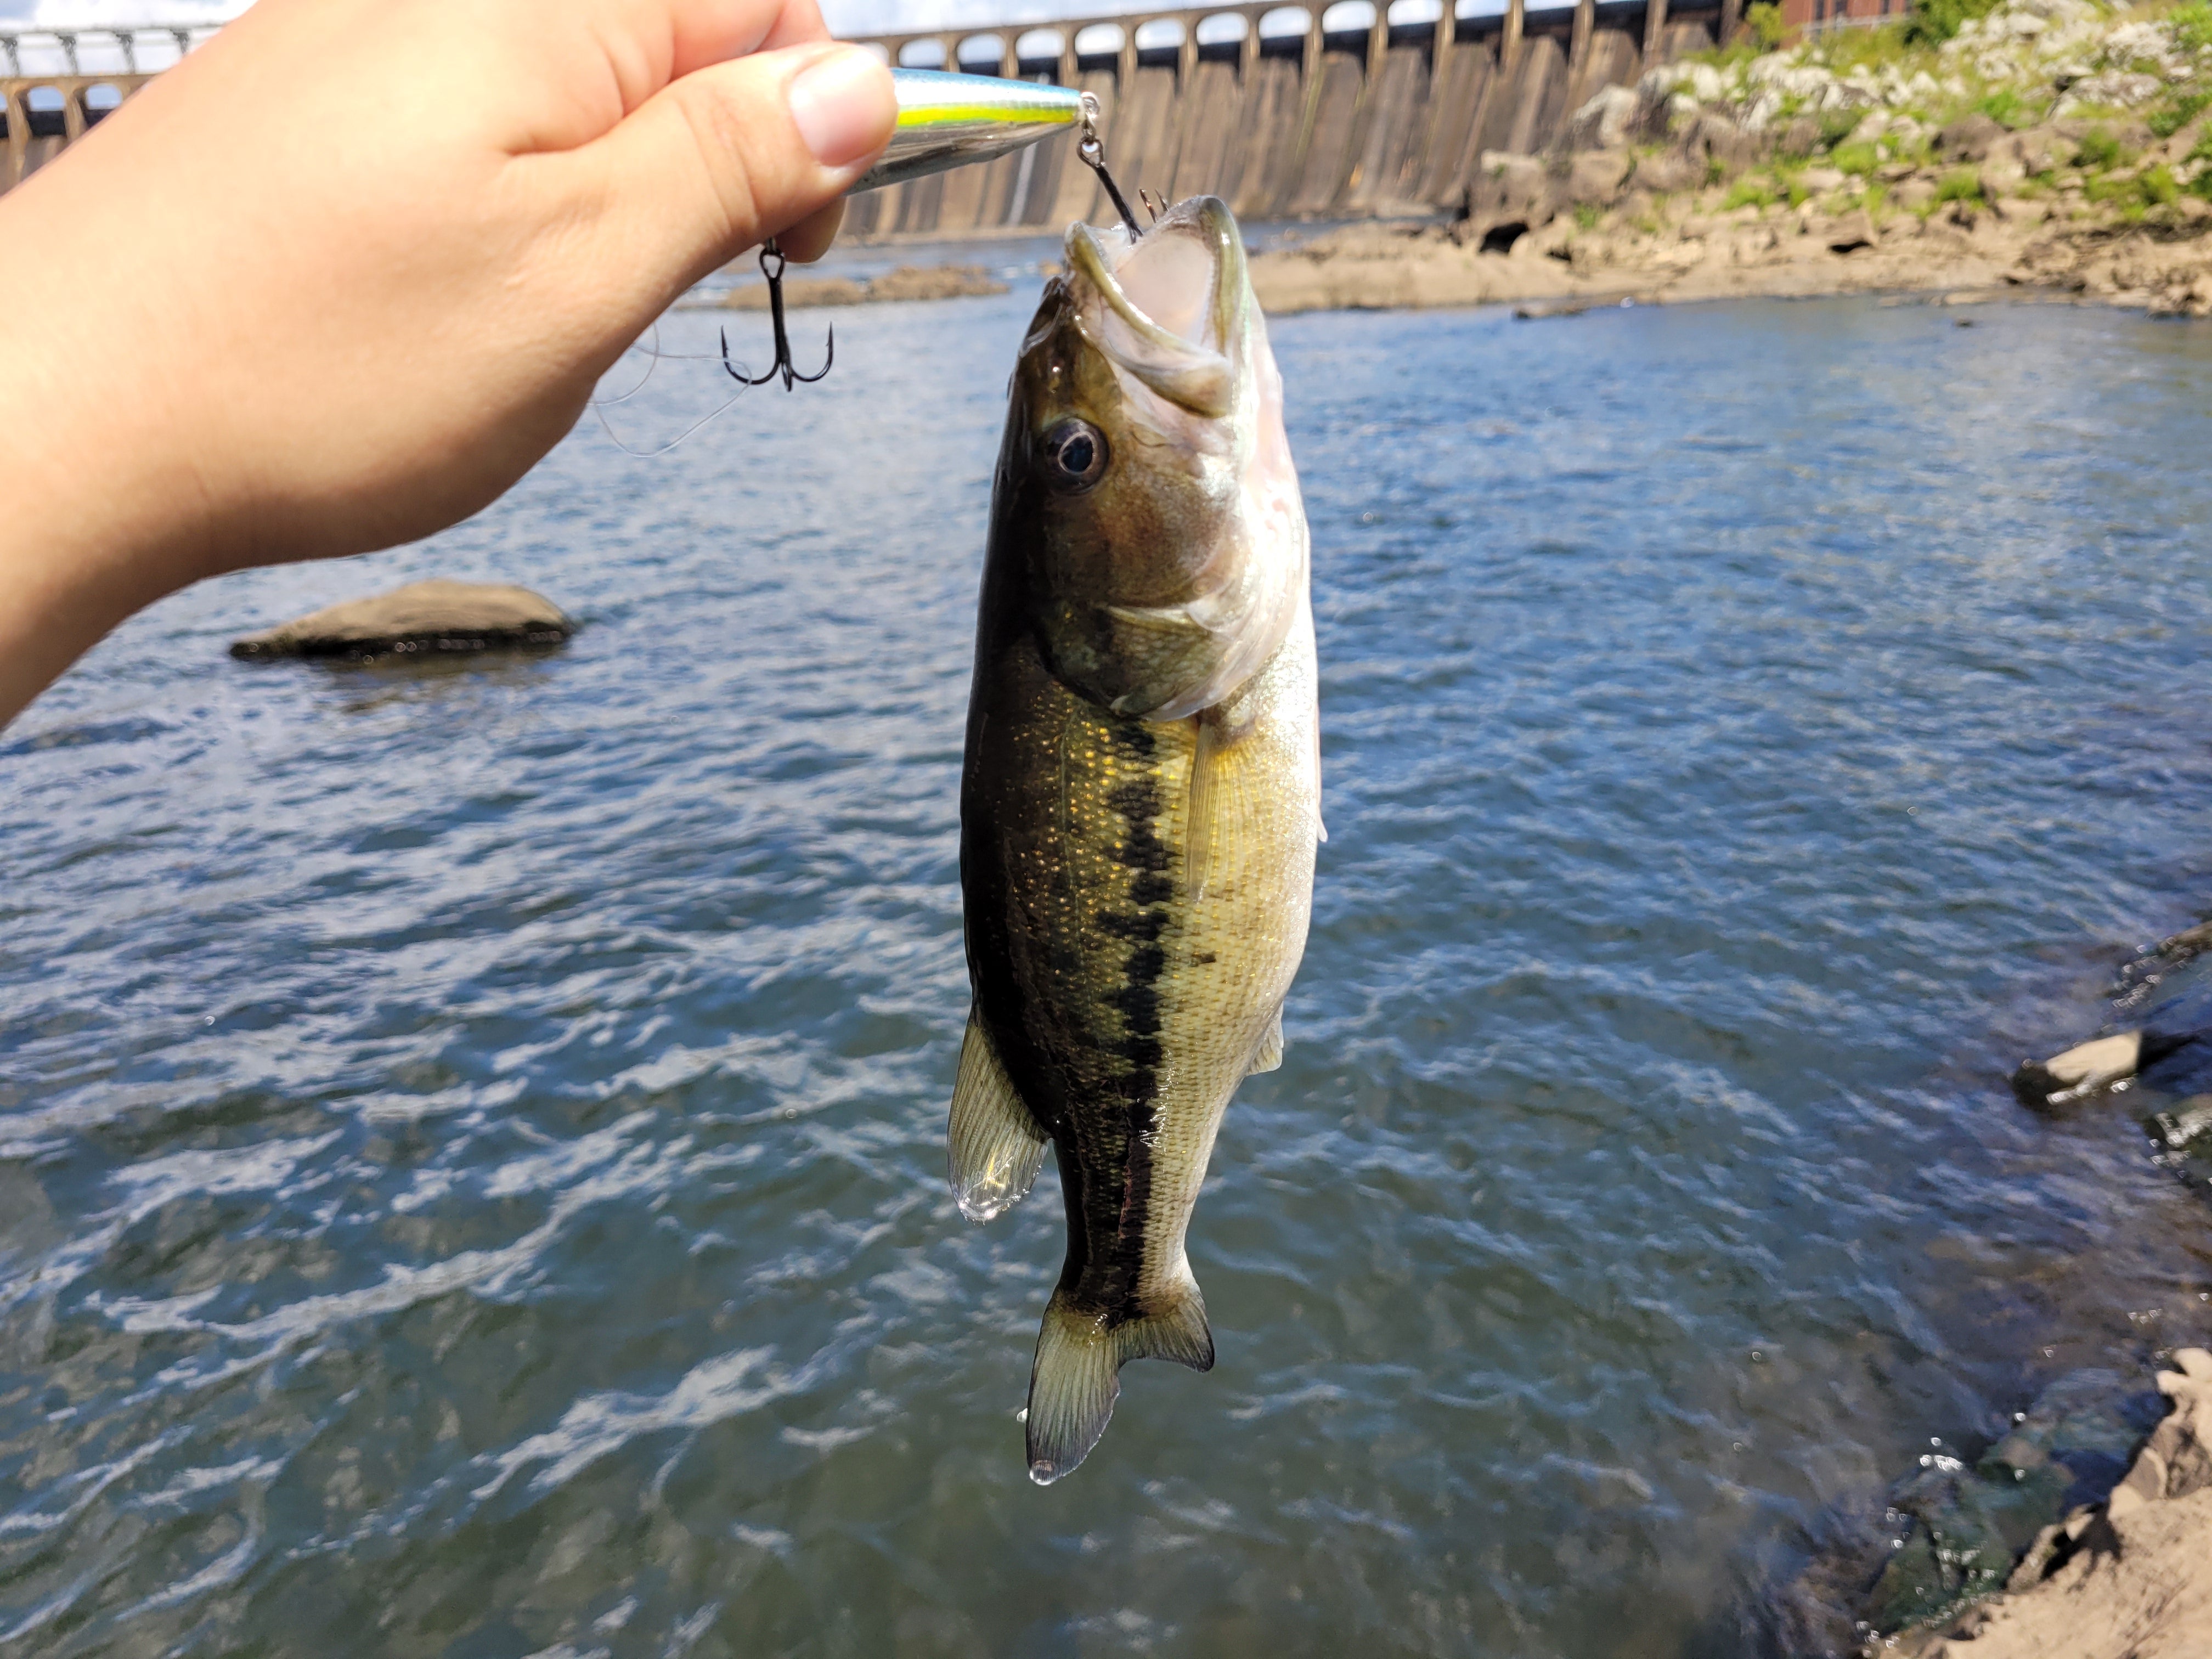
[1094,723,1174,1321]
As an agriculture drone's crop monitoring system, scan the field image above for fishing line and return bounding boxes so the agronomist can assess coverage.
[588,321,758,459]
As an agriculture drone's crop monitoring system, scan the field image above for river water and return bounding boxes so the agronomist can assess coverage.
[8,273,2212,1658]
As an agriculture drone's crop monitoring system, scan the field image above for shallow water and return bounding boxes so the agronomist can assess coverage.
[8,288,2212,1658]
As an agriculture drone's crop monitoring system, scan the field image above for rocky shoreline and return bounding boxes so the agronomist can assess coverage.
[1887,1350,2212,1657]
[1250,0,2212,319]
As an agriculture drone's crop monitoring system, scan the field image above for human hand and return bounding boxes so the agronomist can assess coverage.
[0,0,894,724]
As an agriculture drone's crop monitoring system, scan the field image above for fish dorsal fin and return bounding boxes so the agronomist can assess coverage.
[947,1011,1049,1223]
[1249,1006,1284,1074]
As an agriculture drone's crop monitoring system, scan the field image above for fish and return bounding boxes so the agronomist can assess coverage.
[949,194,1319,1485]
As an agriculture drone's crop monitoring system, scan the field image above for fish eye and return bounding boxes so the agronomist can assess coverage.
[1040,418,1108,493]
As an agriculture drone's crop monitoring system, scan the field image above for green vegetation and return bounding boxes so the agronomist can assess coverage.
[1575,201,1606,230]
[1816,108,1865,149]
[1933,168,1985,205]
[1832,140,1882,176]
[1747,2,1787,51]
[1815,21,1914,71]
[2171,0,2212,55]
[1901,0,2001,47]
[1723,177,1779,210]
[2147,89,2211,138]
[2085,165,2180,219]
[2075,125,2125,171]
[1976,89,2033,129]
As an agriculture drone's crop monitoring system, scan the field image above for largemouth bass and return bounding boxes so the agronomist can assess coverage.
[950,196,1319,1485]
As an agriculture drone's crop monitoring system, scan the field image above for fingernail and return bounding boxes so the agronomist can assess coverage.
[788,46,892,170]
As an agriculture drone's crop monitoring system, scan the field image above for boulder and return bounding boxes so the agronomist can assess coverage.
[1564,83,1642,151]
[230,579,573,662]
[1938,112,2009,161]
[1630,150,1700,194]
[2012,127,2076,174]
[1825,209,1878,252]
[1562,148,1633,205]
[1472,151,1549,217]
[1680,111,1760,173]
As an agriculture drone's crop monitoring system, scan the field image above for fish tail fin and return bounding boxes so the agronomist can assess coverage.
[1116,1272,1215,1374]
[1024,1275,1217,1486]
[1026,1293,1121,1486]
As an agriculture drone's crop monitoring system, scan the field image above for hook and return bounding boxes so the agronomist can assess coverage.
[1077,91,1144,239]
[722,238,832,391]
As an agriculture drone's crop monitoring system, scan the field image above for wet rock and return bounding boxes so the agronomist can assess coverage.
[229,579,573,662]
[2011,1029,2142,1106]
[2152,918,2212,965]
[1909,1353,2212,1656]
[1863,1368,2166,1639]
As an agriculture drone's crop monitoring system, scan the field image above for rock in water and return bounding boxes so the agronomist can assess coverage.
[229,580,573,662]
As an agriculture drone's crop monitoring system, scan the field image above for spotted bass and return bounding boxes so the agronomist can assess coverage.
[949,196,1319,1485]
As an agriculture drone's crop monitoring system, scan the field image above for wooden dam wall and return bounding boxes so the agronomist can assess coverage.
[842,0,1735,239]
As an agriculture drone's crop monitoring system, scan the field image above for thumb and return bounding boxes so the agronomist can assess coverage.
[583,42,894,302]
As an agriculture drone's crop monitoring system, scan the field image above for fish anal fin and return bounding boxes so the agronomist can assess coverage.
[1026,1293,1121,1485]
[1116,1279,1215,1373]
[947,1011,1048,1223]
[1249,1006,1284,1075]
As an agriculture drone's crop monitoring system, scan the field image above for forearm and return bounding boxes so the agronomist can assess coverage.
[0,195,226,726]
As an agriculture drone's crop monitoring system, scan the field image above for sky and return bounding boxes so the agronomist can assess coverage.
[0,0,1152,37]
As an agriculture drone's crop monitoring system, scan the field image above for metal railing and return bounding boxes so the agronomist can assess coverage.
[0,24,221,78]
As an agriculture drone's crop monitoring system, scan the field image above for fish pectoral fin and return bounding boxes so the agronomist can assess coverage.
[1026,1293,1121,1486]
[1025,1280,1216,1485]
[947,1010,1049,1223]
[1187,712,1222,905]
[1249,1006,1284,1075]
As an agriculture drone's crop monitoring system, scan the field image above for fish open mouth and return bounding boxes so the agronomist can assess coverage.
[1064,196,1246,417]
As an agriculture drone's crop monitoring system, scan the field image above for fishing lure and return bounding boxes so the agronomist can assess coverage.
[730,70,1140,390]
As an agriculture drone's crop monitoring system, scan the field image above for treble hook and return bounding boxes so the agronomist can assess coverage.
[721,237,832,391]
[1077,91,1144,240]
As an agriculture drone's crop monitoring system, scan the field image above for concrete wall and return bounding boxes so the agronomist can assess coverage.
[3,1,1735,219]
[843,0,1729,239]
[2,74,153,193]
